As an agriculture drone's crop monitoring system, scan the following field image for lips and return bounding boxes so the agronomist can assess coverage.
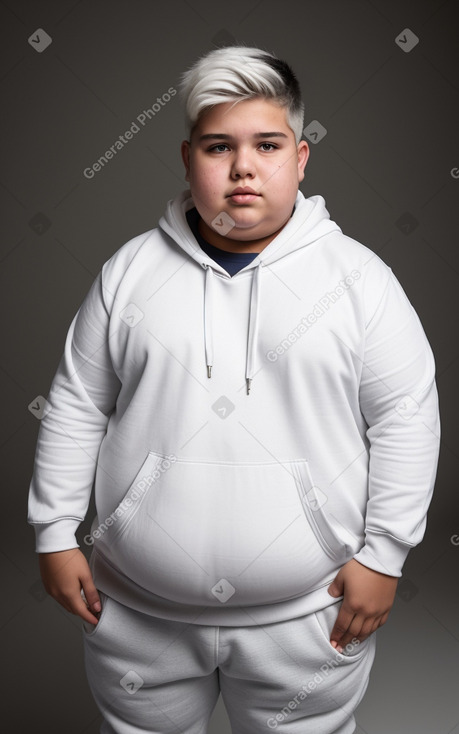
[228,187,261,204]
[228,187,260,196]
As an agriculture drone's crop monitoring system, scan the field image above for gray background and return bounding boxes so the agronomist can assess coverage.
[1,0,458,731]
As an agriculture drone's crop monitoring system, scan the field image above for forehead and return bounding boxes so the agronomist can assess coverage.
[193,98,292,139]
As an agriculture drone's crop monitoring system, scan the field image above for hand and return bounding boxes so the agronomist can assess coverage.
[327,558,398,651]
[39,548,101,625]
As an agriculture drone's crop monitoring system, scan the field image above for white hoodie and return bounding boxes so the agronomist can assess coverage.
[27,189,440,626]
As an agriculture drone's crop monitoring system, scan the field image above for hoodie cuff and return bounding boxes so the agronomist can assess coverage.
[353,528,413,577]
[32,518,81,553]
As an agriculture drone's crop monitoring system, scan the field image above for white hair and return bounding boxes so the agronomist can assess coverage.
[179,46,305,144]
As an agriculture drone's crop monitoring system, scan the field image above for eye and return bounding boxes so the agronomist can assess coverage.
[259,143,278,151]
[208,144,229,153]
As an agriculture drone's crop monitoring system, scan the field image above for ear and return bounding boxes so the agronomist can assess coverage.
[297,140,310,183]
[181,140,191,182]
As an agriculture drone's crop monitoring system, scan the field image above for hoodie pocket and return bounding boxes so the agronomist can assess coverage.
[94,451,347,607]
[290,462,348,561]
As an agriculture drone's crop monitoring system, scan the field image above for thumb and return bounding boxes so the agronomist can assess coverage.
[328,569,344,598]
[80,576,101,613]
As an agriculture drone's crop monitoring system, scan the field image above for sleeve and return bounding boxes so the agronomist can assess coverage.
[27,265,122,553]
[353,267,441,577]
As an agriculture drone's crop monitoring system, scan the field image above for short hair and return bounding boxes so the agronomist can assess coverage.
[179,46,305,145]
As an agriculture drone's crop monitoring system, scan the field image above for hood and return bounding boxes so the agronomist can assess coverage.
[158,189,342,395]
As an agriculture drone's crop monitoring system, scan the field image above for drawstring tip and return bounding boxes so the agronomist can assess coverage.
[207,365,212,378]
[246,378,252,395]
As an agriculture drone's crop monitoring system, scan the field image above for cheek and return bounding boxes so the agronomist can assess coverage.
[263,157,297,186]
[189,170,222,217]
[191,162,217,189]
[193,173,225,204]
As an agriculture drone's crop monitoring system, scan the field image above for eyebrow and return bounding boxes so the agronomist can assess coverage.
[198,132,289,141]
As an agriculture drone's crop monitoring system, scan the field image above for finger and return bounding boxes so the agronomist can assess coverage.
[338,621,365,648]
[330,607,356,646]
[327,571,344,599]
[58,592,101,625]
[81,580,101,613]
[353,617,376,643]
[72,595,101,625]
[370,616,383,635]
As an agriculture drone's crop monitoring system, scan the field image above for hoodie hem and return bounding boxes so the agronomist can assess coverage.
[90,546,343,627]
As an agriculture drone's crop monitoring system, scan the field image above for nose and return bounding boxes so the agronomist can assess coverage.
[230,146,255,179]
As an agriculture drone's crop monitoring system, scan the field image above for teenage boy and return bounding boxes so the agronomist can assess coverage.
[29,46,440,733]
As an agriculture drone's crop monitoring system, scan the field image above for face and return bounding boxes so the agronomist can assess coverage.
[181,98,309,253]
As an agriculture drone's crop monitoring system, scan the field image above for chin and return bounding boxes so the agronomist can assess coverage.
[231,227,271,242]
[229,223,263,238]
[229,212,263,226]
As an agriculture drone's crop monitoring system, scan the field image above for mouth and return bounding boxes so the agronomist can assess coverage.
[227,188,261,205]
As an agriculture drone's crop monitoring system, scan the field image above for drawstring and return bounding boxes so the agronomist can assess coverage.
[204,265,214,378]
[246,262,262,395]
[203,262,263,395]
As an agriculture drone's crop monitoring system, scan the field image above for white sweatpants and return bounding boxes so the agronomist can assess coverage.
[82,593,376,734]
